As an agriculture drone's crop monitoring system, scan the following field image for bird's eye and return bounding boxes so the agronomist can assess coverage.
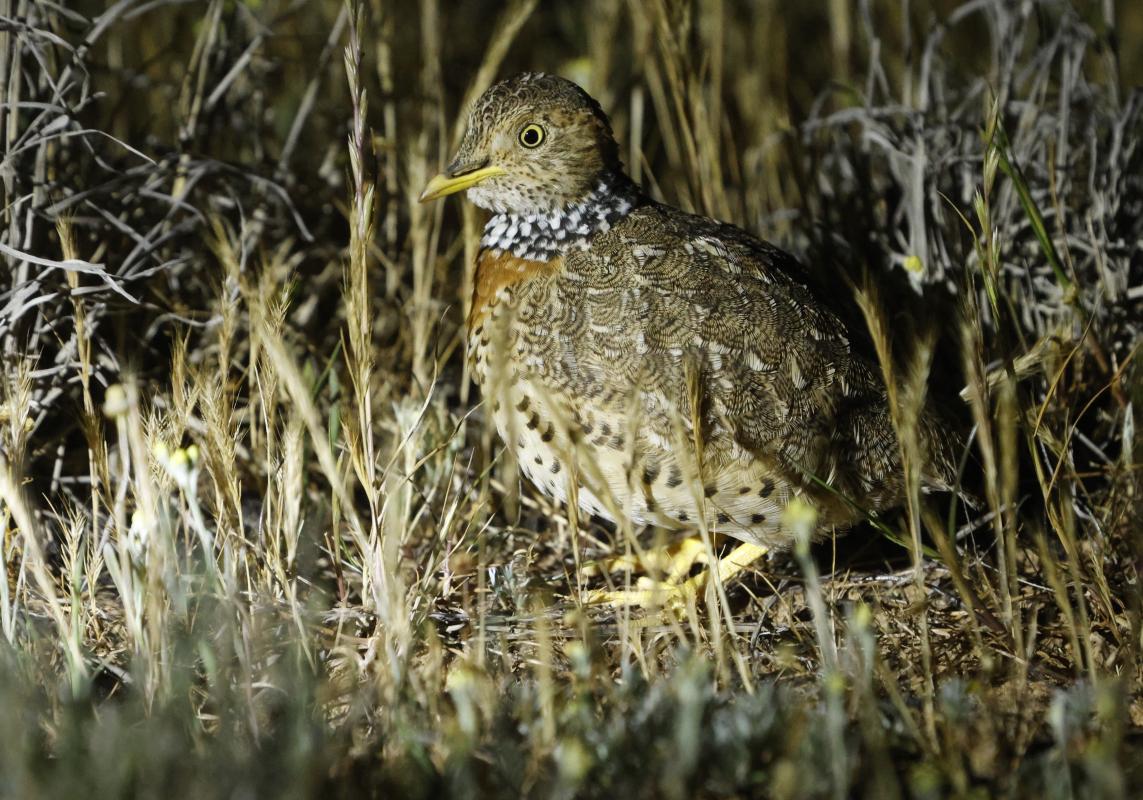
[518,123,545,148]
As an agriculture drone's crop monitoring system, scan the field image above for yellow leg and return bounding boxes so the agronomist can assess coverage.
[586,541,769,610]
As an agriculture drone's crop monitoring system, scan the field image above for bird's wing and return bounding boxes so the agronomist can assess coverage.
[555,203,890,483]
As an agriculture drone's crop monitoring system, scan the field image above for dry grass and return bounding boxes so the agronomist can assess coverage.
[1,0,1141,797]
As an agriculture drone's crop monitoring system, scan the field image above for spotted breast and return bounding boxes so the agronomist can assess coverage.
[466,184,799,544]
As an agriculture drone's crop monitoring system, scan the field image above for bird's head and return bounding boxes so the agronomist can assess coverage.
[419,73,623,215]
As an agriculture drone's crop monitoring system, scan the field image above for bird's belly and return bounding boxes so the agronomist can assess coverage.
[478,364,794,547]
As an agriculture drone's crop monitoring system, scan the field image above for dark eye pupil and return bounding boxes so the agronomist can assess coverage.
[523,127,540,145]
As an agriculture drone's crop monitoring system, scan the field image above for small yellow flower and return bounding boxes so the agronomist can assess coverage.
[904,254,924,274]
[783,497,818,552]
[103,384,128,418]
[556,738,592,784]
[782,496,818,528]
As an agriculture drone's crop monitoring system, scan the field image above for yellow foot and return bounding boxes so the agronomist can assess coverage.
[586,574,701,611]
[585,541,769,610]
[582,536,709,580]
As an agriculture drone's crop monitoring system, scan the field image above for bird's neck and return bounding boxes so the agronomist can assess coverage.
[480,173,640,261]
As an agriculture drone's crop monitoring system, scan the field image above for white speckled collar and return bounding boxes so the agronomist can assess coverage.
[480,175,639,261]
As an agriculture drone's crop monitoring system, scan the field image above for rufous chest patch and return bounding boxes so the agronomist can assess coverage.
[468,249,560,330]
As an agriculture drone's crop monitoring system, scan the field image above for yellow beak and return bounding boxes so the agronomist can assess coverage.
[418,164,506,203]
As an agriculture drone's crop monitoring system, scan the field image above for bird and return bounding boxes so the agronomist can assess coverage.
[419,72,954,606]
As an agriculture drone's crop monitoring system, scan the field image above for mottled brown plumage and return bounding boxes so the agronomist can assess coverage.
[422,72,952,555]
